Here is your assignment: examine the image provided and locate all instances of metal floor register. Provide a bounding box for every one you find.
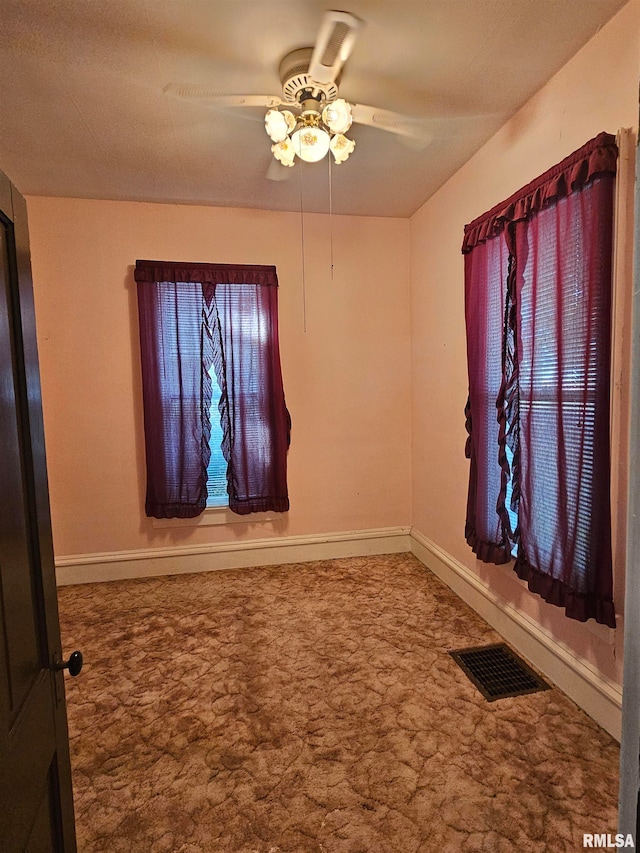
[449,643,550,701]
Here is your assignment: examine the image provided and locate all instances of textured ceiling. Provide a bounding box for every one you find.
[0,0,630,217]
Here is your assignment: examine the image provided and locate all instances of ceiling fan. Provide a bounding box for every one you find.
[165,9,432,174]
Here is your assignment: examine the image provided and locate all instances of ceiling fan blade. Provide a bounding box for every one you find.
[164,84,283,109]
[308,10,362,85]
[351,103,433,149]
[266,158,294,182]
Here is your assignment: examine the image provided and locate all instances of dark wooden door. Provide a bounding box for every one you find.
[0,172,77,851]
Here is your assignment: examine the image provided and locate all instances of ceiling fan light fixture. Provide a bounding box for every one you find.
[266,101,356,165]
[329,133,356,164]
[322,98,353,134]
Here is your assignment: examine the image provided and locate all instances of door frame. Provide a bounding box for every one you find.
[618,120,640,841]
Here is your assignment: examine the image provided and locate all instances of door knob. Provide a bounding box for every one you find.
[54,650,83,677]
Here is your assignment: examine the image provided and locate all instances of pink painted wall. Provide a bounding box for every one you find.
[410,0,639,686]
[25,199,411,556]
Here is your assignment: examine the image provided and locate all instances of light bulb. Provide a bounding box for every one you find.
[322,99,353,134]
[265,109,296,143]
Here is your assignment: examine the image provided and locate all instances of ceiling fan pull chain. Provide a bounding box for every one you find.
[329,154,334,281]
[299,162,307,333]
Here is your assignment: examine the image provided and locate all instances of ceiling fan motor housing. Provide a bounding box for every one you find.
[279,48,339,105]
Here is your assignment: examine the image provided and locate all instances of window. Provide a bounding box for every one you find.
[135,261,291,519]
[463,132,617,627]
[205,366,227,507]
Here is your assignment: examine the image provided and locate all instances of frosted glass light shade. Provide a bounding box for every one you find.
[322,99,353,134]
[271,138,295,166]
[265,109,296,143]
[291,126,331,162]
[329,134,356,164]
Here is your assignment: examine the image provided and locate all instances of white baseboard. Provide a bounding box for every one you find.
[410,528,623,741]
[55,526,412,586]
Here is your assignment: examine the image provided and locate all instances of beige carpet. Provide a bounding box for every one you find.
[57,553,619,852]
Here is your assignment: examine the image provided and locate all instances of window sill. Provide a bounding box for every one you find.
[151,507,280,529]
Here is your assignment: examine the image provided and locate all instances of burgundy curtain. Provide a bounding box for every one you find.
[463,132,617,626]
[206,279,291,515]
[464,229,511,564]
[135,261,290,518]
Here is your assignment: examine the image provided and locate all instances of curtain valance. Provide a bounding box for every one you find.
[461,131,617,253]
[135,260,278,287]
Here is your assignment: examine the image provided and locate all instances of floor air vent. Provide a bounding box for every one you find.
[449,643,550,701]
